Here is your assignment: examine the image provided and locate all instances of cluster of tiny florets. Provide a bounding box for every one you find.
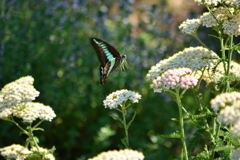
[88,149,144,160]
[103,89,141,109]
[151,68,198,93]
[146,47,219,81]
[211,92,240,137]
[0,76,56,123]
[0,76,40,112]
[179,19,201,35]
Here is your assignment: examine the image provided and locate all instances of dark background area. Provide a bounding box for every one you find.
[0,0,227,159]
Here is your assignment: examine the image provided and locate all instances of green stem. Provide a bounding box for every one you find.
[175,88,188,160]
[121,104,129,148]
[7,116,29,135]
[28,124,40,152]
[225,35,233,92]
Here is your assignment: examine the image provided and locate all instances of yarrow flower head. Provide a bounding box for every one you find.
[146,46,219,81]
[194,61,240,84]
[0,144,31,160]
[200,7,234,28]
[103,89,141,109]
[223,13,240,37]
[0,76,40,112]
[194,0,221,6]
[0,102,56,123]
[211,92,240,137]
[231,147,240,160]
[88,149,144,160]
[179,18,201,35]
[151,68,198,93]
[195,0,240,6]
[0,144,55,160]
[31,147,55,160]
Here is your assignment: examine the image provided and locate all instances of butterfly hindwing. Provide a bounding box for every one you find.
[90,38,126,85]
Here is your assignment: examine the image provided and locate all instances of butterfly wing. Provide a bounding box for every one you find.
[90,38,122,85]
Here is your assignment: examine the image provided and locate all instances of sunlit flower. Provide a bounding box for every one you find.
[231,147,240,160]
[223,13,240,36]
[224,0,240,5]
[146,46,219,81]
[195,61,240,84]
[103,89,141,109]
[179,19,201,35]
[231,121,240,137]
[31,147,55,160]
[211,92,240,125]
[194,0,221,6]
[200,7,234,28]
[151,68,198,93]
[211,92,240,137]
[210,92,240,111]
[0,144,31,160]
[88,149,144,160]
[0,76,40,112]
[217,106,240,125]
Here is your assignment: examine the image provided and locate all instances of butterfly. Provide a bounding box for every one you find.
[90,38,128,85]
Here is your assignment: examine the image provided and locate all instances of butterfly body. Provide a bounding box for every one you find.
[90,38,127,85]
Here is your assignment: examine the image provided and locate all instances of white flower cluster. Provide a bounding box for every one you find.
[223,13,240,37]
[231,148,240,160]
[146,46,219,81]
[195,61,240,84]
[88,149,144,160]
[31,147,55,160]
[0,144,31,160]
[194,0,221,6]
[179,19,201,35]
[195,0,240,6]
[0,76,40,112]
[179,4,240,36]
[0,144,55,160]
[211,92,240,137]
[200,7,234,28]
[0,102,56,123]
[0,76,56,123]
[103,89,141,109]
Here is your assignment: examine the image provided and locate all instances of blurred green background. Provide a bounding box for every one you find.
[0,0,213,159]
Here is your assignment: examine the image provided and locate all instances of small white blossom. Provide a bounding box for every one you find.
[211,92,240,137]
[231,121,240,137]
[210,92,240,111]
[200,7,234,28]
[194,61,240,84]
[88,149,144,160]
[217,107,240,125]
[224,0,240,5]
[31,147,55,160]
[223,13,240,37]
[194,0,221,6]
[0,76,40,112]
[12,102,56,123]
[146,46,219,81]
[0,144,31,160]
[103,89,141,109]
[231,147,240,160]
[179,19,201,35]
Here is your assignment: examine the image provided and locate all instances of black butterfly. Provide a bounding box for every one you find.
[90,38,127,85]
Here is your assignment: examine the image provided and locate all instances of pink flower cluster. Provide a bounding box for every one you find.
[151,68,198,92]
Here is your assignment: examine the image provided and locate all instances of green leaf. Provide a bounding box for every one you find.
[126,112,137,129]
[159,131,181,139]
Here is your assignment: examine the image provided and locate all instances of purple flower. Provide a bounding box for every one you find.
[151,68,198,93]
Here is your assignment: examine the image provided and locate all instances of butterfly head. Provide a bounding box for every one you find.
[119,54,128,71]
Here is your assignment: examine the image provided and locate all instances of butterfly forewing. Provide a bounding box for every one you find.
[90,38,126,85]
